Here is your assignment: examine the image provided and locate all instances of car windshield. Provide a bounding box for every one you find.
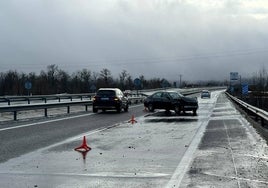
[97,90,115,97]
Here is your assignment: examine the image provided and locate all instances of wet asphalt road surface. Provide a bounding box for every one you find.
[0,104,145,163]
[180,93,268,187]
[0,90,268,187]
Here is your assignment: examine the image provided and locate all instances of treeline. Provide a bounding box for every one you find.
[247,67,268,93]
[0,64,172,96]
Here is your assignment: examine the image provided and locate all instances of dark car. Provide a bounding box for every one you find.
[92,88,129,113]
[144,91,198,115]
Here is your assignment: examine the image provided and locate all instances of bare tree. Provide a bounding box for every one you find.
[119,70,129,90]
[57,69,70,93]
[99,68,113,87]
[77,69,91,93]
[47,64,59,94]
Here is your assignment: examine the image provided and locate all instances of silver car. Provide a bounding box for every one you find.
[201,90,211,98]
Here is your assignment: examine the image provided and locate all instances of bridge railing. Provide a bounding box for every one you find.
[226,92,268,127]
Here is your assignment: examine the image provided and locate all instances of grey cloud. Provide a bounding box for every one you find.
[0,0,268,81]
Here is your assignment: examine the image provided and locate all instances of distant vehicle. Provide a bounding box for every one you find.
[201,90,211,98]
[123,90,132,97]
[92,88,129,113]
[144,91,198,115]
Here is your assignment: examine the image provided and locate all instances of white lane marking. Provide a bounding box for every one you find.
[0,113,95,132]
[0,124,122,170]
[0,104,143,132]
[165,118,209,188]
[0,125,119,167]
[165,91,221,188]
[36,125,118,152]
[0,171,169,178]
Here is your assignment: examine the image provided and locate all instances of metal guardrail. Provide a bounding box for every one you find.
[0,96,146,121]
[0,87,226,121]
[0,91,188,121]
[0,86,226,106]
[0,93,94,105]
[0,93,149,106]
[226,92,268,126]
[0,100,93,121]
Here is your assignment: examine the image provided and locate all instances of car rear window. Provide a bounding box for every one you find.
[97,90,115,97]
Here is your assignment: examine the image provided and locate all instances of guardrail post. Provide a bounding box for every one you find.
[27,99,30,104]
[14,111,17,120]
[85,105,88,111]
[67,106,70,114]
[8,99,11,105]
[44,108,47,117]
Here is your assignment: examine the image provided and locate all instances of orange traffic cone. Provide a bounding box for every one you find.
[128,115,137,124]
[74,136,91,151]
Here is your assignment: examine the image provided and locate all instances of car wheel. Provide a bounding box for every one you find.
[148,103,154,112]
[165,110,171,115]
[93,107,98,113]
[174,105,181,115]
[124,104,129,112]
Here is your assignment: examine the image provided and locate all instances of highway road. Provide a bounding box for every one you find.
[0,90,268,187]
[0,103,145,163]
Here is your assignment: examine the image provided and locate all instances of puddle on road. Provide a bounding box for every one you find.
[145,118,198,123]
[213,108,235,113]
[144,111,199,123]
[148,111,198,117]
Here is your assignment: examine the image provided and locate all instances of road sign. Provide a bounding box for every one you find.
[230,72,239,81]
[134,78,141,87]
[242,83,248,95]
[230,86,234,93]
[24,81,32,90]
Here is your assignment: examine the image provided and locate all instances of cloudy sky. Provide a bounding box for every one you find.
[1,0,268,81]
